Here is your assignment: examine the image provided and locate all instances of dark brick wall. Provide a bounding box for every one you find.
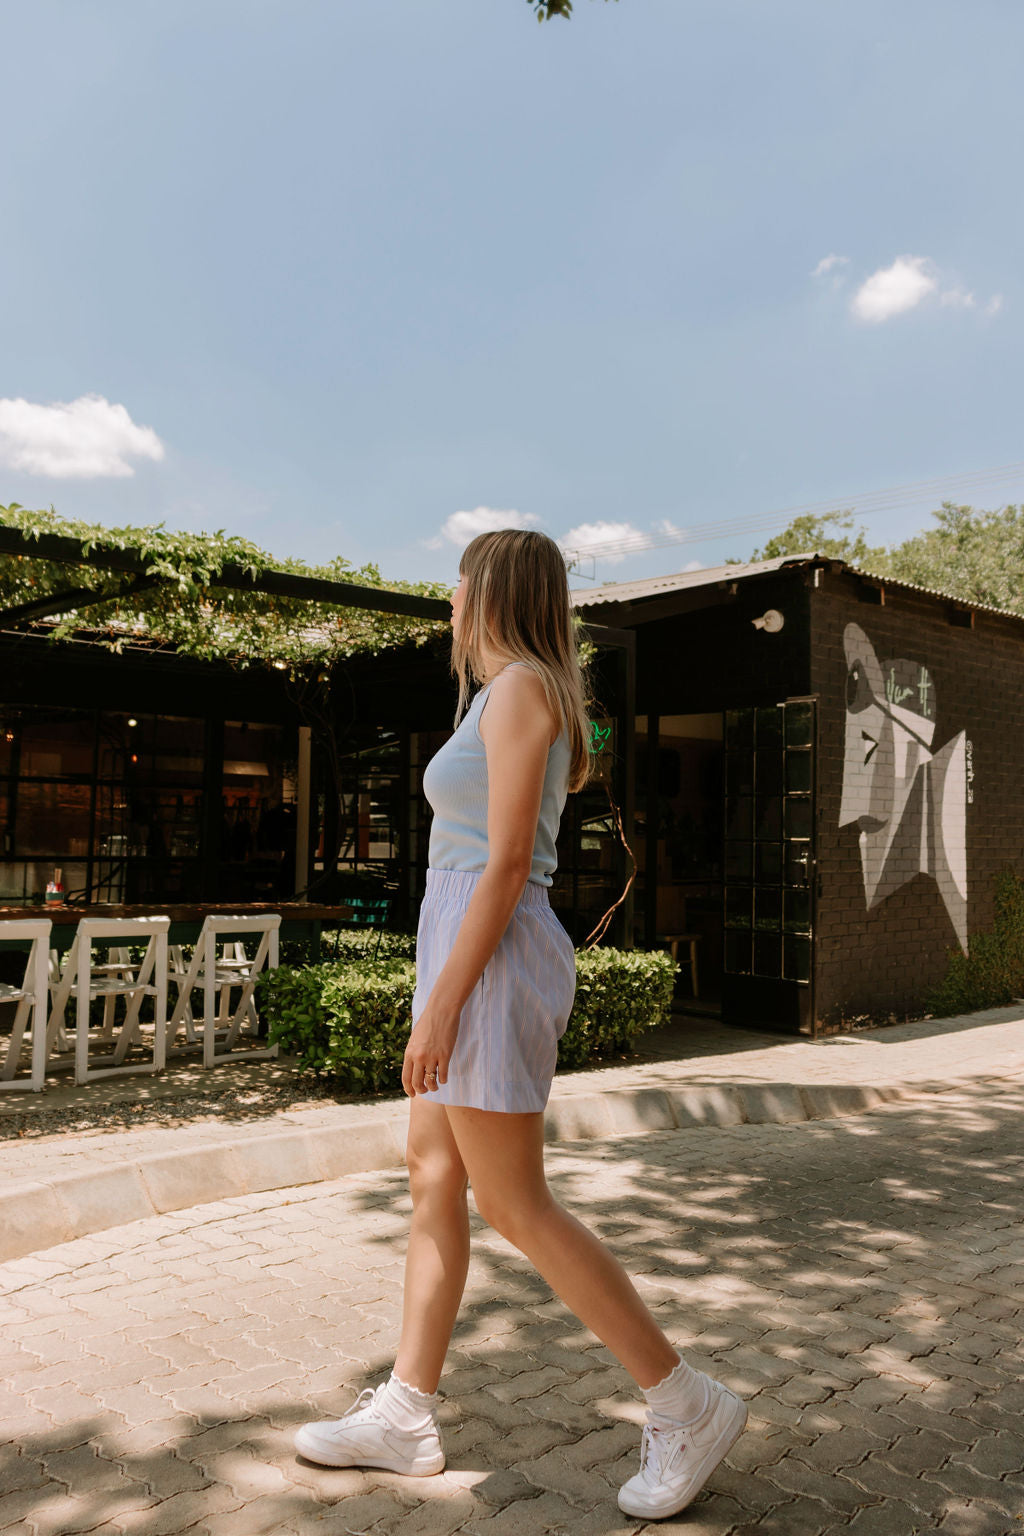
[811,569,1024,1024]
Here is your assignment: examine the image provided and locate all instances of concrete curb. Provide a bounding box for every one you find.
[0,1077,927,1264]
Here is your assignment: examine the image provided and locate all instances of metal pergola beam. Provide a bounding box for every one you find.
[0,573,170,628]
[0,524,451,622]
[0,523,638,645]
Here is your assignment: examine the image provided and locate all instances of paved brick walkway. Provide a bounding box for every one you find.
[4,1007,1023,1189]
[2,1077,1022,1534]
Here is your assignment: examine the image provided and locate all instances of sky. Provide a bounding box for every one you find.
[2,0,1023,590]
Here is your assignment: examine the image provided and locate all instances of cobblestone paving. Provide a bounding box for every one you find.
[5,1007,1024,1187]
[1,1079,1022,1535]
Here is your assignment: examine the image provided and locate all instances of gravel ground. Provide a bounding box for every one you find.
[0,1048,643,1146]
[0,1052,641,1145]
[0,1078,391,1143]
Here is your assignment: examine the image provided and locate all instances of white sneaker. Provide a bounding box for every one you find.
[294,1384,445,1475]
[618,1376,748,1519]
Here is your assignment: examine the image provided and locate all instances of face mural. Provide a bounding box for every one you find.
[839,623,968,951]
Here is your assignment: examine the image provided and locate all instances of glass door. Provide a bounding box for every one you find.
[723,699,816,1032]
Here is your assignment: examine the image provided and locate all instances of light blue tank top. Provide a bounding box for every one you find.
[423,664,572,887]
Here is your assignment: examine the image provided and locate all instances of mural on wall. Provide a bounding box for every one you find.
[839,622,968,951]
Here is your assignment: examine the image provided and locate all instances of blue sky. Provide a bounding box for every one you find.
[2,0,1022,588]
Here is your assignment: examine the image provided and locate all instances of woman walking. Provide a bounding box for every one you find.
[295,529,747,1519]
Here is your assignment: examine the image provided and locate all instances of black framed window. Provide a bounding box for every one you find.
[723,700,815,986]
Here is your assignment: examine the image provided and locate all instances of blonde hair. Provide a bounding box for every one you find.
[452,529,592,793]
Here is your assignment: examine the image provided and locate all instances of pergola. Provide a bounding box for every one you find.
[0,522,452,627]
[0,520,636,938]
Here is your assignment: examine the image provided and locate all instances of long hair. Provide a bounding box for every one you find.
[452,529,592,792]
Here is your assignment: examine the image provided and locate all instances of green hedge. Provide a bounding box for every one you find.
[555,944,677,1069]
[320,927,416,964]
[258,944,677,1095]
[927,869,1024,1016]
[279,925,416,970]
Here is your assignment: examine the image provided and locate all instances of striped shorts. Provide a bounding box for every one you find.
[411,867,577,1113]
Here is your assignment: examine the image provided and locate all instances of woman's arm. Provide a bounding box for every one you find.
[402,667,558,1097]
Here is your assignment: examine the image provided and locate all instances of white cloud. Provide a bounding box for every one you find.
[559,520,656,565]
[433,506,540,548]
[939,287,976,310]
[0,394,165,478]
[851,256,938,323]
[812,253,849,279]
[849,257,1004,324]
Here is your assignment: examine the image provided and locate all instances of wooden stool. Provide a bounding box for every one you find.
[662,933,700,998]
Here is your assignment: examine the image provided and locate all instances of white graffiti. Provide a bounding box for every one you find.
[839,623,968,951]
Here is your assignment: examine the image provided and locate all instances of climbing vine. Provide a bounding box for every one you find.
[0,503,452,673]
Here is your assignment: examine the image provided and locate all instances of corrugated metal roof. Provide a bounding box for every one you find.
[571,552,1024,625]
[848,566,1024,621]
[570,554,816,607]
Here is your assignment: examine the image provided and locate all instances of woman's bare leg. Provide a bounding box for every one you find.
[392,1097,471,1394]
[444,1105,679,1390]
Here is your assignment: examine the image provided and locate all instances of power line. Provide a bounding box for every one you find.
[560,461,1024,563]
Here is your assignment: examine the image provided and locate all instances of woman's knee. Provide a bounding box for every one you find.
[407,1141,468,1207]
[473,1184,555,1246]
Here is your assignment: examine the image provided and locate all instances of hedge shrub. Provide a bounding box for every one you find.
[927,869,1024,1016]
[258,944,677,1095]
[279,925,416,970]
[556,945,677,1069]
[321,928,416,964]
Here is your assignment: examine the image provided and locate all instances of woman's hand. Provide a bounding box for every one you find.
[402,1002,461,1097]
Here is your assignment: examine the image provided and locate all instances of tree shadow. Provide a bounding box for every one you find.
[3,1080,1021,1534]
[339,1078,1024,1528]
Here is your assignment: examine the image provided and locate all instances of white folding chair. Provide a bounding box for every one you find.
[166,945,200,1046]
[46,917,170,1085]
[167,914,280,1067]
[167,937,256,1047]
[0,919,52,1092]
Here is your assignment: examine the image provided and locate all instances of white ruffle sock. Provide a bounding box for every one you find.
[641,1353,709,1424]
[378,1373,440,1431]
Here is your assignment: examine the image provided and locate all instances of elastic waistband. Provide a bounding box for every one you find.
[424,867,551,907]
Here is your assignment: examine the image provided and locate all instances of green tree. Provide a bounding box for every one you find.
[741,502,1024,618]
[748,510,886,566]
[881,502,1024,615]
[527,0,617,20]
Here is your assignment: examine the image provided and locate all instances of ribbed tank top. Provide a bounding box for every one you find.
[422,663,572,887]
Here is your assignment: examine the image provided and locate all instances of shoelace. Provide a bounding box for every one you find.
[638,1419,689,1482]
[331,1385,388,1428]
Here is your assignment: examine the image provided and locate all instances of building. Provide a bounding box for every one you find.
[574,552,1022,1032]
[4,537,1019,1035]
[0,616,634,944]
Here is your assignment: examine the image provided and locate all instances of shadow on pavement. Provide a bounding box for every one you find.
[4,1078,1021,1534]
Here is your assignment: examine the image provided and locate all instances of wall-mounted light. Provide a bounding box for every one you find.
[752,609,785,633]
[127,717,138,727]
